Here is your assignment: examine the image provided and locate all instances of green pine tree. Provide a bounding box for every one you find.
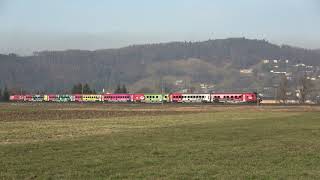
[71,83,83,94]
[0,89,2,101]
[3,87,10,102]
[83,83,92,94]
[121,85,128,93]
[114,84,121,93]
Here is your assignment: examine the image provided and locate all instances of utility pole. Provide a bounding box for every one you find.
[161,77,164,105]
[81,84,83,95]
[256,88,260,107]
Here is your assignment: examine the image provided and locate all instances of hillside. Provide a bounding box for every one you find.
[1,38,320,93]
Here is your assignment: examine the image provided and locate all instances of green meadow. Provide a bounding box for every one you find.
[1,103,320,179]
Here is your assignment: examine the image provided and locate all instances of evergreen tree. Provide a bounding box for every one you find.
[114,84,121,93]
[121,85,128,93]
[71,83,83,94]
[3,87,10,102]
[0,89,2,101]
[83,83,92,94]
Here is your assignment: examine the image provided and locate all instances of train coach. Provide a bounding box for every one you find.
[103,94,131,103]
[81,94,102,102]
[44,94,59,102]
[131,94,145,102]
[181,94,211,103]
[211,92,259,104]
[143,94,169,103]
[58,94,72,102]
[170,93,183,103]
[32,95,44,102]
[9,95,24,101]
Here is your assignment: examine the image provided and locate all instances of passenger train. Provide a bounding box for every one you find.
[10,92,261,104]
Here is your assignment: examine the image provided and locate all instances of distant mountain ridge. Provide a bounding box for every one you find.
[0,38,320,93]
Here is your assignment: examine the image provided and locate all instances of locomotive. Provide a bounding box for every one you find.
[10,92,261,104]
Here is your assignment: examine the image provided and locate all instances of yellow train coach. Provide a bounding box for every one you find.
[81,94,102,102]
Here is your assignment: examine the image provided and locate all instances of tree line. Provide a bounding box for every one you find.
[71,83,97,94]
[71,83,128,94]
[0,87,10,102]
[276,74,319,104]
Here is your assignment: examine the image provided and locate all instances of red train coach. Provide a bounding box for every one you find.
[103,94,131,102]
[72,94,83,102]
[132,94,145,102]
[9,95,24,101]
[170,93,183,103]
[211,92,259,103]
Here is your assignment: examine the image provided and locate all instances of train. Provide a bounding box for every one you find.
[9,92,261,104]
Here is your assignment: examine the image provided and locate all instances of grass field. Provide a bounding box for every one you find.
[1,103,320,179]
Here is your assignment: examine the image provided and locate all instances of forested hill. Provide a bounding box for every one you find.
[1,38,320,93]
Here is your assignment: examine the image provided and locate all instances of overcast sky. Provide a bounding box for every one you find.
[0,0,319,55]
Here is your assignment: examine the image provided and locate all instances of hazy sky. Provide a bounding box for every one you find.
[0,0,319,55]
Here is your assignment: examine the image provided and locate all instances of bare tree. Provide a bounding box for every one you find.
[278,75,289,104]
[297,74,313,104]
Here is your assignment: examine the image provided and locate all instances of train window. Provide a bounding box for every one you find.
[231,96,233,98]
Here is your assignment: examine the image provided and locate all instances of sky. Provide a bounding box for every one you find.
[0,0,319,55]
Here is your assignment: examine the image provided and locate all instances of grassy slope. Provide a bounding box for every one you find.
[1,104,320,179]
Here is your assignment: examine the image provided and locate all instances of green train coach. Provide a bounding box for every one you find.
[142,94,169,103]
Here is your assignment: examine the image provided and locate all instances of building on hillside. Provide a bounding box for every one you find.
[263,59,270,64]
[240,69,253,74]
